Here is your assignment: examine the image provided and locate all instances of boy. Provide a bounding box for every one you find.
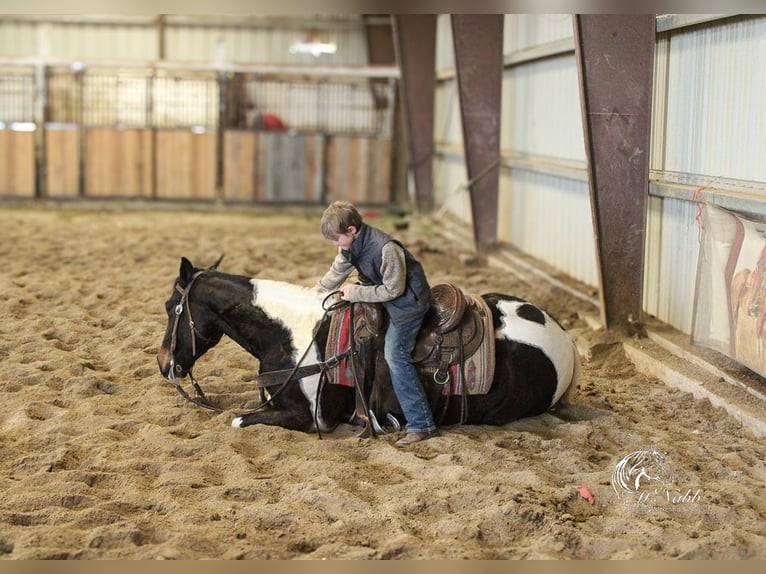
[316,201,437,446]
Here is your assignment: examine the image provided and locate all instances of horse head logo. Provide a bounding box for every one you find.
[611,448,674,500]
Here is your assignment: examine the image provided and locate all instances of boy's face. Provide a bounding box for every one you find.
[330,225,357,250]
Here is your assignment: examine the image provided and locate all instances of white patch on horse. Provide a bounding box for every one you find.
[495,299,577,406]
[250,279,331,430]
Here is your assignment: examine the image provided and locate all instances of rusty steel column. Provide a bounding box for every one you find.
[364,15,396,65]
[574,15,655,330]
[452,14,504,250]
[393,15,437,212]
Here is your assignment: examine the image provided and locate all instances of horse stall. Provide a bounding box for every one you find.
[17,62,396,203]
[44,65,216,200]
[0,65,37,197]
[221,71,396,204]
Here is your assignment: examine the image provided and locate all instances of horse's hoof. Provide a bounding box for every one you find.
[231,416,244,428]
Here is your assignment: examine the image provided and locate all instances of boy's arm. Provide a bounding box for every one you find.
[316,250,355,292]
[343,242,406,303]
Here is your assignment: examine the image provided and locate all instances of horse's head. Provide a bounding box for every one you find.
[157,255,225,380]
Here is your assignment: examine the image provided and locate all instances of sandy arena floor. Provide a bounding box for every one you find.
[0,206,764,559]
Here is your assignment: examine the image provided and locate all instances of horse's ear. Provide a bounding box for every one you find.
[179,257,195,287]
[210,254,225,270]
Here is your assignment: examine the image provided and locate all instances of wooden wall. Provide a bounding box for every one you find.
[325,136,392,204]
[155,130,217,200]
[45,127,79,198]
[0,130,36,197]
[7,127,392,203]
[223,131,392,205]
[85,128,153,198]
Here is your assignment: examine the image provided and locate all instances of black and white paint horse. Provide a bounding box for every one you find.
[157,257,580,433]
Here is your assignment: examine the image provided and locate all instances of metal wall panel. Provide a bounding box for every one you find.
[433,153,471,224]
[499,168,597,286]
[642,196,701,333]
[503,14,573,52]
[165,22,368,66]
[502,55,585,162]
[0,16,369,65]
[662,15,766,181]
[435,15,455,72]
[45,22,157,60]
[0,21,38,55]
[434,80,462,146]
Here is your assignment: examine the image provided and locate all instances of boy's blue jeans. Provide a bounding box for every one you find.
[384,313,436,434]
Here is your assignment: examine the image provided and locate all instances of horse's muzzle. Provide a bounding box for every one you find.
[157,347,175,379]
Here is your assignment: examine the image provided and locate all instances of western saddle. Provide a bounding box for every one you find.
[326,283,491,427]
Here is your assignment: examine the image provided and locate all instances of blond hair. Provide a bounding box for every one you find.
[320,201,363,239]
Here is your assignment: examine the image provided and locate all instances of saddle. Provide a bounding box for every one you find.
[413,283,487,384]
[325,283,495,405]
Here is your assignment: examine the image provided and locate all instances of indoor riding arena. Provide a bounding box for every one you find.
[1,14,765,560]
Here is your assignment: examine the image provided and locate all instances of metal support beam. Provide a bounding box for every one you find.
[363,15,395,65]
[574,14,655,330]
[393,15,436,212]
[452,15,504,250]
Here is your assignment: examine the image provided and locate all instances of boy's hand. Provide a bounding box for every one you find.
[340,285,353,300]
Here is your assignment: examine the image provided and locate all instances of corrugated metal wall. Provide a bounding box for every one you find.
[433,14,766,338]
[662,16,766,181]
[434,14,595,286]
[0,15,368,66]
[0,18,157,60]
[646,15,766,333]
[165,16,368,65]
[503,14,574,51]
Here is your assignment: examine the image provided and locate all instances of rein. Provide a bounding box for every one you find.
[229,292,351,419]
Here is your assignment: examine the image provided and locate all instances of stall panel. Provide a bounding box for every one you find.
[45,126,80,198]
[255,132,324,203]
[84,128,153,198]
[223,130,257,202]
[0,129,35,197]
[155,130,216,200]
[325,136,391,204]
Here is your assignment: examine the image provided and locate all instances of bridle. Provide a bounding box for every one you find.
[166,269,223,411]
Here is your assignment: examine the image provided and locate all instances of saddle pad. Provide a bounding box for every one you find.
[325,307,355,387]
[443,294,496,396]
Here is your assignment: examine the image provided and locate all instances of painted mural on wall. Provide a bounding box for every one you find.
[693,203,766,378]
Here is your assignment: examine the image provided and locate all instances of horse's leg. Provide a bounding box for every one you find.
[231,408,315,432]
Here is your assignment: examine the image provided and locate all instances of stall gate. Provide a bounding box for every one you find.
[0,66,36,197]
[0,62,397,204]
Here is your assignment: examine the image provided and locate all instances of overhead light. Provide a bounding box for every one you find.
[289,32,337,57]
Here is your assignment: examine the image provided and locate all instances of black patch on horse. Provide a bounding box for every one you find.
[516,302,546,325]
